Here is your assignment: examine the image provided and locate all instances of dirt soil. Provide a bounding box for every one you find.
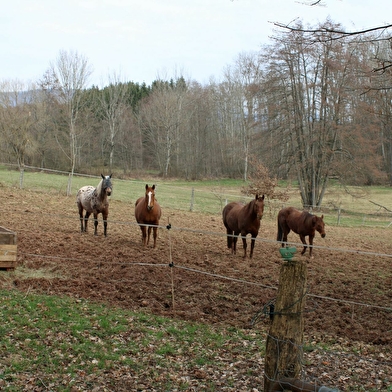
[1,188,392,360]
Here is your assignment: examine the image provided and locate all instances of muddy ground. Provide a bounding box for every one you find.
[2,187,391,348]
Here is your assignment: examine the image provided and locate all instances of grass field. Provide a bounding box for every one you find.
[1,165,391,391]
[0,289,265,391]
[1,165,391,227]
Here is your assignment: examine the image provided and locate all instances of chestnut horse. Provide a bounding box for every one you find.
[134,184,162,248]
[277,207,326,257]
[76,174,113,236]
[222,194,265,258]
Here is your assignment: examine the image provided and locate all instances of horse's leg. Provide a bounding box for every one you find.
[93,213,99,236]
[308,235,314,257]
[226,228,233,249]
[102,211,108,237]
[147,226,152,246]
[232,232,239,255]
[78,206,84,232]
[249,236,256,259]
[282,228,290,247]
[153,226,157,248]
[84,211,91,233]
[277,220,284,244]
[299,234,307,255]
[140,226,147,245]
[242,235,248,258]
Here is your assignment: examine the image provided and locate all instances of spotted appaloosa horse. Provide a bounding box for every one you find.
[134,184,162,248]
[76,174,112,236]
[277,207,326,257]
[222,194,265,258]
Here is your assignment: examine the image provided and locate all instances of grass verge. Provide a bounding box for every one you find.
[1,166,391,226]
[0,289,266,391]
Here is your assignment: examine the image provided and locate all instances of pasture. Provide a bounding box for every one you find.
[1,168,392,391]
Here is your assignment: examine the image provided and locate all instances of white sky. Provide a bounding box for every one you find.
[2,0,391,87]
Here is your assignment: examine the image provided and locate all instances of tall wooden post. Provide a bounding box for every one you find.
[19,167,24,189]
[189,188,195,212]
[264,260,307,392]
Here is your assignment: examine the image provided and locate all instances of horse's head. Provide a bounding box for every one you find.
[101,174,113,196]
[145,184,156,211]
[253,194,265,220]
[313,214,326,238]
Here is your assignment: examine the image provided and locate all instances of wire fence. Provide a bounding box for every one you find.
[11,242,392,392]
[1,163,392,228]
[1,163,392,391]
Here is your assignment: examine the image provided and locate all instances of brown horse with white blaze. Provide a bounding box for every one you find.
[134,184,162,248]
[277,207,326,257]
[222,194,265,258]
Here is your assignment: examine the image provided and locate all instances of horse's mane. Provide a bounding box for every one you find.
[302,211,317,226]
[244,199,254,210]
[241,198,257,215]
[96,178,104,195]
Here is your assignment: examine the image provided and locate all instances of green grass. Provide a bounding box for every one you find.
[0,289,265,391]
[1,166,391,227]
[2,289,389,390]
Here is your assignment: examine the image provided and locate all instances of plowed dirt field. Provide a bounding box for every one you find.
[2,187,391,348]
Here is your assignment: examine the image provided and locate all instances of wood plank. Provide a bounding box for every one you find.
[0,244,17,261]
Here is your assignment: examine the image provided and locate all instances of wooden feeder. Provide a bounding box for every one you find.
[0,226,17,270]
[279,246,297,261]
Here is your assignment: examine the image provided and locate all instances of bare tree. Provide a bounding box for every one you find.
[272,18,392,72]
[232,52,264,181]
[98,72,130,172]
[210,52,264,180]
[364,39,392,184]
[45,50,93,194]
[0,79,38,168]
[138,79,188,177]
[262,21,361,207]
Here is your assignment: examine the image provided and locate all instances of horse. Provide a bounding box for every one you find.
[222,194,265,258]
[277,207,326,257]
[76,174,113,237]
[134,184,162,248]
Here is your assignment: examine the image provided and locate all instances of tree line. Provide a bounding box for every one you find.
[1,20,392,207]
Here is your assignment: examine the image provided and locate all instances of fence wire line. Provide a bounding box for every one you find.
[12,256,392,381]
[10,208,392,260]
[4,170,391,391]
[265,332,392,367]
[3,163,255,205]
[4,162,392,221]
[264,334,392,385]
[16,248,392,313]
[5,214,392,313]
[4,204,392,313]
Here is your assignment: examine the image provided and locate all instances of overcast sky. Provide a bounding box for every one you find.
[2,0,392,87]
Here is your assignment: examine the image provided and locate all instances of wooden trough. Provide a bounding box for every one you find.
[0,226,17,270]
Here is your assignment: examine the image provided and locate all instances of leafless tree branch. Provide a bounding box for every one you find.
[273,22,392,39]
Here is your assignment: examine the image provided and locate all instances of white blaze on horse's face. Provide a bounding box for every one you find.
[147,191,154,211]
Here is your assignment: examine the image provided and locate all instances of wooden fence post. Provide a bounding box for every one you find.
[19,166,24,189]
[67,172,73,196]
[189,188,195,211]
[264,259,307,392]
